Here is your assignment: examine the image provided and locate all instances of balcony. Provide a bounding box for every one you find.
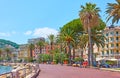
[109,40,114,43]
[101,48,109,51]
[109,54,115,56]
[115,40,120,42]
[101,54,109,57]
[108,47,115,49]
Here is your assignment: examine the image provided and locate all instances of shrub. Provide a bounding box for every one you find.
[106,60,117,65]
[74,57,84,62]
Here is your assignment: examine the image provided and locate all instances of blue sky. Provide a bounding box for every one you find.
[0,0,117,44]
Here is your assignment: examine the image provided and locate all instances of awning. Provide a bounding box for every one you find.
[107,58,117,61]
[96,58,103,61]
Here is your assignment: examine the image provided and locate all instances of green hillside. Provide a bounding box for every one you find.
[0,39,19,49]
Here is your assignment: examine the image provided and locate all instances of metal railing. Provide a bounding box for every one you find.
[0,63,40,78]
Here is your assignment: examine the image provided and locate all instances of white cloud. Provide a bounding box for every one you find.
[24,31,32,35]
[33,27,58,38]
[0,31,17,37]
[0,32,11,37]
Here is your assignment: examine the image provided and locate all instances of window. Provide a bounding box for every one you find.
[107,51,109,55]
[116,50,119,54]
[110,50,114,55]
[106,33,108,36]
[110,32,114,36]
[116,31,118,35]
[116,43,119,47]
[110,37,114,41]
[116,37,119,41]
[111,44,114,47]
[102,51,104,55]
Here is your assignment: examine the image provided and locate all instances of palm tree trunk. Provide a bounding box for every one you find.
[81,49,83,58]
[88,44,90,66]
[30,49,32,57]
[88,26,93,66]
[91,43,94,62]
[73,47,75,60]
[51,42,53,50]
[68,42,71,65]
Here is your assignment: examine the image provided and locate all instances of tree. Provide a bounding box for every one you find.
[60,19,83,60]
[61,28,75,64]
[36,41,44,54]
[60,18,105,61]
[4,48,11,61]
[78,34,88,58]
[106,0,120,24]
[79,3,101,66]
[5,48,10,57]
[0,49,2,57]
[61,18,84,33]
[56,33,65,53]
[48,34,55,50]
[91,29,106,60]
[91,30,106,49]
[28,43,35,57]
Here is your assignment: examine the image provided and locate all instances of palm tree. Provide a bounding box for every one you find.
[79,3,100,66]
[91,30,106,61]
[56,34,64,52]
[71,33,79,60]
[5,48,11,57]
[48,34,55,50]
[72,40,78,60]
[4,48,11,61]
[78,30,106,60]
[106,0,120,24]
[28,43,35,57]
[0,49,2,57]
[36,41,44,54]
[61,28,75,64]
[91,30,106,49]
[78,34,88,58]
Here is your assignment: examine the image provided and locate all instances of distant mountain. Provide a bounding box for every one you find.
[0,39,19,49]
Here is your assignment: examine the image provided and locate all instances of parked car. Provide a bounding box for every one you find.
[72,62,81,67]
[100,63,110,68]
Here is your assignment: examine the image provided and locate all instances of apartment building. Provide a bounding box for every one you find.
[18,44,29,61]
[100,26,120,59]
[28,37,45,44]
[28,37,45,58]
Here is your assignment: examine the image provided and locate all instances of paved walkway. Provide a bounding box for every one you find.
[37,64,120,78]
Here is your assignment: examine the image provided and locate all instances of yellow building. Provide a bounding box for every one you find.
[100,26,120,59]
[18,44,30,61]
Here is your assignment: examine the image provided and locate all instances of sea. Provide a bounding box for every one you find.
[0,65,12,75]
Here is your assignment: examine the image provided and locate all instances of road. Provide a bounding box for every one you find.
[37,64,120,78]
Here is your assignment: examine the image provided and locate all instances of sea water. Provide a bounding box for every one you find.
[0,65,12,75]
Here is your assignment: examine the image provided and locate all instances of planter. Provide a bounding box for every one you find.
[64,60,68,64]
[44,62,46,64]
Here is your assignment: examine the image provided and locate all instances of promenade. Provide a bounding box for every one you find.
[37,64,120,78]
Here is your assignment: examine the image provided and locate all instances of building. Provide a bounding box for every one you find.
[100,26,120,59]
[28,37,46,58]
[28,37,45,44]
[18,44,29,61]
